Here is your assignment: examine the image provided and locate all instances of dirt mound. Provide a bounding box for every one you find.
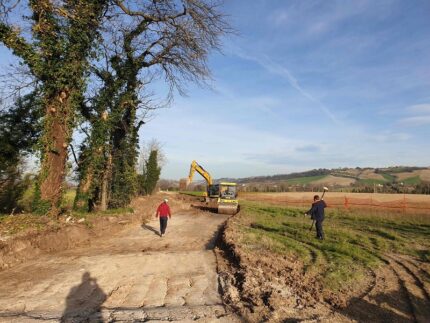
[216,218,337,322]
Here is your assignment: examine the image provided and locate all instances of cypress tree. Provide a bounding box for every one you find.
[143,150,161,195]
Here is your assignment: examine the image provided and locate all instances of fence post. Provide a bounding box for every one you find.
[344,196,349,210]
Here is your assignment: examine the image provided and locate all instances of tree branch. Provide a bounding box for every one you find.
[145,38,178,67]
[69,144,79,165]
[0,23,42,77]
[114,0,186,22]
[136,35,167,64]
[136,120,145,131]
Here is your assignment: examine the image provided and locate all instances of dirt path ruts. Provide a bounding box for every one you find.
[0,209,240,322]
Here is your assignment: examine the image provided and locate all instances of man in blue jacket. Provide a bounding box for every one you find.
[306,195,327,240]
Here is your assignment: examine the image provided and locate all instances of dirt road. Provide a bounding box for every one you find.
[0,209,239,322]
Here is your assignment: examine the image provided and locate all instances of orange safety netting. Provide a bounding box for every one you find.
[243,194,430,215]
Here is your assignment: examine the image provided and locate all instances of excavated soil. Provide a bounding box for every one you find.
[0,196,240,322]
[216,214,430,322]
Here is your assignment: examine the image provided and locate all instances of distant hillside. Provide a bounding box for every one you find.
[215,166,430,193]
[232,168,332,183]
[177,166,430,194]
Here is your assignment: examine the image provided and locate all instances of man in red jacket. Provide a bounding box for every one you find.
[155,198,172,237]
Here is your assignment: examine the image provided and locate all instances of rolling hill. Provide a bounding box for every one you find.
[216,166,430,189]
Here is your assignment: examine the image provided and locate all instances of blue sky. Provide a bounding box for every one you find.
[1,0,430,179]
[140,0,430,179]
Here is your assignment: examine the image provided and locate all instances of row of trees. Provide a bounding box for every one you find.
[0,0,229,215]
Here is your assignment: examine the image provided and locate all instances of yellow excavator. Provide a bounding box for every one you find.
[179,160,239,215]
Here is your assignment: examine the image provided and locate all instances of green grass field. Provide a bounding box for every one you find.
[286,175,328,185]
[381,173,396,182]
[401,176,421,185]
[235,201,430,292]
[61,189,77,209]
[179,191,207,197]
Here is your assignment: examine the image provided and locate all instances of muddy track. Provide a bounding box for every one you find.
[218,213,430,322]
[0,200,240,322]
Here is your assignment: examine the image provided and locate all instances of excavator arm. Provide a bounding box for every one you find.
[187,160,213,186]
[180,161,239,215]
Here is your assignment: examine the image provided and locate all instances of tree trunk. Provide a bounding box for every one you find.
[99,151,112,211]
[37,93,73,216]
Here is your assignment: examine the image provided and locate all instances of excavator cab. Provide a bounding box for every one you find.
[208,183,237,199]
[207,184,219,198]
[219,183,237,199]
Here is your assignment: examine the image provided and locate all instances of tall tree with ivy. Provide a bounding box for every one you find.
[0,0,109,215]
[74,0,230,211]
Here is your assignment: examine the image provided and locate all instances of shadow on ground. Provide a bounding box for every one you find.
[191,204,218,214]
[141,224,161,236]
[341,288,429,322]
[61,272,106,322]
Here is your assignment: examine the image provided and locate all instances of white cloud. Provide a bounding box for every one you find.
[407,104,430,114]
[399,103,430,126]
[399,116,430,126]
[268,0,377,37]
[373,131,412,142]
[227,45,340,125]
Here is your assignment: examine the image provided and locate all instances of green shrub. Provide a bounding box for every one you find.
[0,173,34,214]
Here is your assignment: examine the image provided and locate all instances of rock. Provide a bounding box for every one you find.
[66,216,72,223]
[77,218,85,223]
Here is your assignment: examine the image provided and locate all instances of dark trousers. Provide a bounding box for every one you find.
[159,217,168,235]
[316,219,324,239]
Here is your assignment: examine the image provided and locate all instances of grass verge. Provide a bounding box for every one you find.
[179,191,207,197]
[234,200,430,292]
[0,207,134,236]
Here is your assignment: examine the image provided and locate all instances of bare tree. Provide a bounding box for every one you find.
[74,0,230,211]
